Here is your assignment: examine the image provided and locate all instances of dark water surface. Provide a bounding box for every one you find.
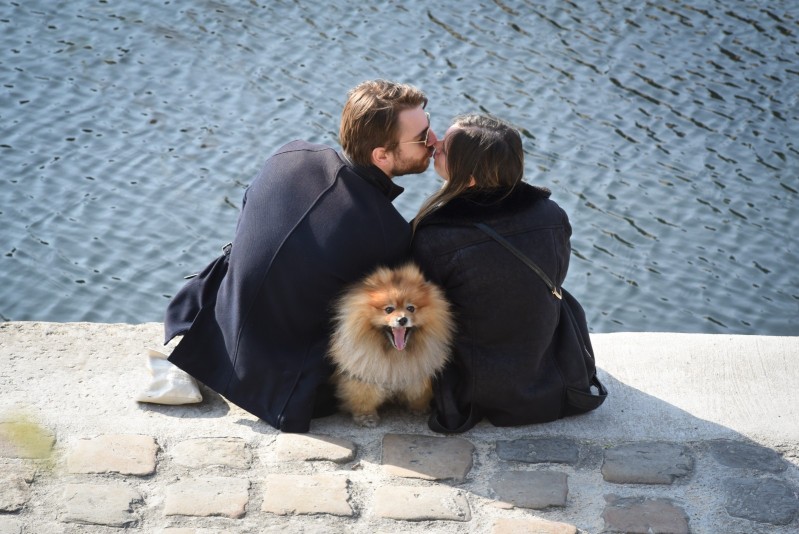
[2,1,797,334]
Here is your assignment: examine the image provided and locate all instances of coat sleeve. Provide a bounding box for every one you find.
[411,228,480,433]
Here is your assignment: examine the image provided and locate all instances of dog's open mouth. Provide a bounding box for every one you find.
[385,326,413,351]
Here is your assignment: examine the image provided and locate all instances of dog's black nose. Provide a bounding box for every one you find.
[398,316,408,326]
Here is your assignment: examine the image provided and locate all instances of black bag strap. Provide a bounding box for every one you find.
[473,222,562,299]
[475,222,608,412]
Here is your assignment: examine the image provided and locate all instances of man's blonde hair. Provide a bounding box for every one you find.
[340,80,427,167]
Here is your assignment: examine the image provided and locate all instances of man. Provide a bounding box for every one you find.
[163,80,436,433]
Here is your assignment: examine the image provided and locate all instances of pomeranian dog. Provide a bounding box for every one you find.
[328,263,455,427]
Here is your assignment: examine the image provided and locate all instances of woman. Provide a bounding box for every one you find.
[412,114,600,433]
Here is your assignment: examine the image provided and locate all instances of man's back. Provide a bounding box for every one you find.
[167,141,411,432]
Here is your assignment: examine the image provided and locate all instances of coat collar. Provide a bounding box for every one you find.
[350,163,404,201]
[416,182,551,227]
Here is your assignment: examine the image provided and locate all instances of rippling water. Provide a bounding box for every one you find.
[1,0,797,334]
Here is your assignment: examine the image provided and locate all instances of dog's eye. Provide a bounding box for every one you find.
[406,305,415,313]
[384,306,395,314]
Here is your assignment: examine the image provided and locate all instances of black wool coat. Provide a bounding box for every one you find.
[411,182,573,433]
[164,141,411,433]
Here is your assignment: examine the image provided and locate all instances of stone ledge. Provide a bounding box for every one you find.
[2,323,799,533]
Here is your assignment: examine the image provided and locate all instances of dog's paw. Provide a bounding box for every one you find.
[353,412,380,428]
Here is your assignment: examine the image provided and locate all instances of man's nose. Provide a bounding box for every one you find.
[426,129,439,147]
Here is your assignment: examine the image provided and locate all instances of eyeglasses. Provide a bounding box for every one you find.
[399,112,431,146]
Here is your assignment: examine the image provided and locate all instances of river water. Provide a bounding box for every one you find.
[1,0,797,335]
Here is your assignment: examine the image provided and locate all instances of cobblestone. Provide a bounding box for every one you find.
[163,477,249,518]
[491,517,578,534]
[170,437,251,469]
[274,433,356,463]
[709,439,788,473]
[381,433,474,482]
[61,482,142,527]
[66,434,159,475]
[0,465,34,512]
[602,442,693,484]
[490,470,569,509]
[261,474,353,516]
[602,495,690,534]
[373,485,471,521]
[723,476,799,525]
[496,437,580,465]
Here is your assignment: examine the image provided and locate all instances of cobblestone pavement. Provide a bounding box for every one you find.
[1,323,798,533]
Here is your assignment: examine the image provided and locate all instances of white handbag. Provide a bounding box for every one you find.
[136,349,202,405]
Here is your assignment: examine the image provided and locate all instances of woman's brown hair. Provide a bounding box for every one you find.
[413,114,524,231]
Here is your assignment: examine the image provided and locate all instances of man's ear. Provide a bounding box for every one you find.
[371,146,390,167]
[371,146,394,177]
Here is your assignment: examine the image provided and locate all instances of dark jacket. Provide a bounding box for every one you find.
[411,182,572,433]
[164,141,411,433]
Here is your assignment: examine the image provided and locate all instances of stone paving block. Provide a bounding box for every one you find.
[0,517,22,534]
[171,437,251,469]
[0,465,34,512]
[602,442,692,484]
[723,476,799,525]
[602,495,689,534]
[490,471,568,510]
[382,433,474,482]
[496,437,579,465]
[0,421,55,459]
[61,483,142,527]
[274,433,356,463]
[261,474,353,516]
[492,517,577,534]
[374,485,471,521]
[709,439,787,473]
[164,477,249,518]
[66,434,158,475]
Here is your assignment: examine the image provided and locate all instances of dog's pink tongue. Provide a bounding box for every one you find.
[392,327,407,351]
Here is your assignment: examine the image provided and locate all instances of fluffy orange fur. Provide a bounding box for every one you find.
[328,263,455,427]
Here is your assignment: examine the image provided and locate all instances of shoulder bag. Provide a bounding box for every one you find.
[473,222,608,416]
